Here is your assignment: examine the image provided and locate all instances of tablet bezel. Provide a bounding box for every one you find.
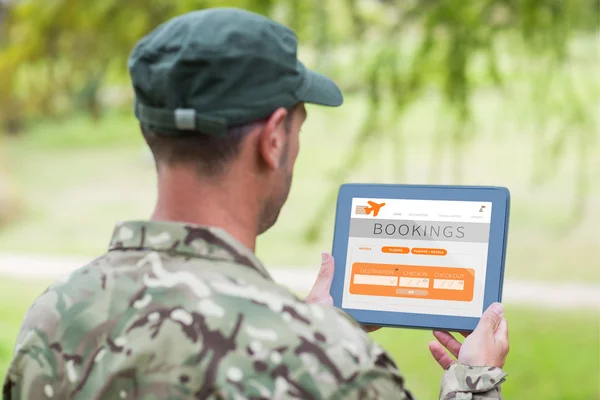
[330,183,510,332]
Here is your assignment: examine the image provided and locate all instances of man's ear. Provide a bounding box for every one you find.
[257,107,289,170]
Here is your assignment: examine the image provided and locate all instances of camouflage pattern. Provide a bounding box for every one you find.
[3,221,506,399]
[439,364,507,399]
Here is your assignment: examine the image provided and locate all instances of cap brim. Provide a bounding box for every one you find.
[296,61,344,107]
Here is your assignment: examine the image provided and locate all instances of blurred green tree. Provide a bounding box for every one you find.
[0,0,598,236]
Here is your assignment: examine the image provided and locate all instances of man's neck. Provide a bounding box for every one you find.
[150,168,260,252]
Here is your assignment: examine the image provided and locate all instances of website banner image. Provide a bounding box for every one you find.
[341,198,492,318]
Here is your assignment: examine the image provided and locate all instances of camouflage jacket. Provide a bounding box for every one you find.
[3,221,507,399]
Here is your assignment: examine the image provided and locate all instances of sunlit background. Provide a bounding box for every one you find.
[0,1,599,398]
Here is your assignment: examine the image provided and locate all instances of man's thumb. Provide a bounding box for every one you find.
[306,252,335,304]
[478,302,504,332]
[317,252,335,286]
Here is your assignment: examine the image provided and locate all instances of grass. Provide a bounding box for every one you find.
[371,307,600,400]
[0,276,598,399]
[1,89,599,283]
[0,278,51,376]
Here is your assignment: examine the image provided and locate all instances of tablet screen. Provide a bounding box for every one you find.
[341,198,492,318]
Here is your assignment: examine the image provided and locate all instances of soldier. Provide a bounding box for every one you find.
[3,8,509,400]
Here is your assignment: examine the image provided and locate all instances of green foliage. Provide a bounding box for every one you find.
[299,0,599,242]
[0,0,598,235]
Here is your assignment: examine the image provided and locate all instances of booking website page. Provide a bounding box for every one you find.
[341,198,492,318]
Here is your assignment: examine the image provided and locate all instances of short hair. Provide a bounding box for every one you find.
[141,109,295,176]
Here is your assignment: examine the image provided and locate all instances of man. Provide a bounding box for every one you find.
[3,8,509,400]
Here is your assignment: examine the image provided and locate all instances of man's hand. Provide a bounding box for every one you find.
[305,252,381,333]
[429,302,509,369]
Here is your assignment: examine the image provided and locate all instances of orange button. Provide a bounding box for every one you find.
[411,248,447,256]
[382,246,410,254]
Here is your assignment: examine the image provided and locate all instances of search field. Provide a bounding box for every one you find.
[399,277,430,288]
[433,279,465,291]
[353,274,399,286]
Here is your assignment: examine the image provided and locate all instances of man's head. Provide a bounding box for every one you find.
[128,8,342,235]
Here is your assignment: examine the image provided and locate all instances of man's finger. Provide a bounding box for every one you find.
[433,330,461,358]
[428,341,456,370]
[305,252,335,303]
[477,302,504,333]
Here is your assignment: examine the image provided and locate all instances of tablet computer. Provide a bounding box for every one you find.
[330,184,510,332]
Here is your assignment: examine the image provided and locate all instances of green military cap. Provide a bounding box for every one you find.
[128,7,344,136]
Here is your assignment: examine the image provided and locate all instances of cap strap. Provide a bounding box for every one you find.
[135,101,228,136]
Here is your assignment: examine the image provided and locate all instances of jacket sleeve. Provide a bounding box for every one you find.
[439,363,507,399]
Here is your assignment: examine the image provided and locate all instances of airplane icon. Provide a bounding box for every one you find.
[364,201,386,217]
